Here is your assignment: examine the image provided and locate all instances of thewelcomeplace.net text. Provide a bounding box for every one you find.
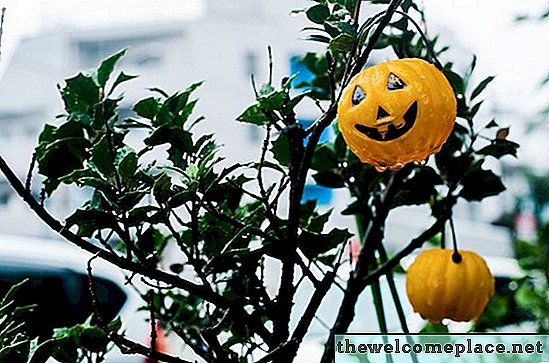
[337,337,544,359]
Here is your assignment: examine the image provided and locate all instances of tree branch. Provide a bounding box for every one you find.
[110,333,193,363]
[0,154,276,348]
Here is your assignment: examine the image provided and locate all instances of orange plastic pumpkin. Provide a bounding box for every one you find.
[405,249,495,323]
[337,58,457,172]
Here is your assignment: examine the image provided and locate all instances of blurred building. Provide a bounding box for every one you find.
[0,0,513,259]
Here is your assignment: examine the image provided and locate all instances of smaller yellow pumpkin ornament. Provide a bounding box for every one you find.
[338,58,457,172]
[406,248,494,323]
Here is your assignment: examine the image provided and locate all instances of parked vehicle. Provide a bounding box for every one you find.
[0,234,151,362]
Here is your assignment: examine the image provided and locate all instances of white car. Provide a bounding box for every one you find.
[0,234,154,362]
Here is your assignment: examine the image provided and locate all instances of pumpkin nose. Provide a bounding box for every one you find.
[376,106,390,120]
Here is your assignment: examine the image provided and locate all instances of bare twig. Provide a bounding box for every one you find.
[147,290,158,358]
[87,253,104,326]
[110,333,193,363]
[25,152,37,192]
[268,46,274,85]
[0,8,5,62]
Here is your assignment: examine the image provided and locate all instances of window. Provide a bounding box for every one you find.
[76,32,180,69]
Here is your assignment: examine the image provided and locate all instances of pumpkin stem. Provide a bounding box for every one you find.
[440,221,446,249]
[450,217,462,263]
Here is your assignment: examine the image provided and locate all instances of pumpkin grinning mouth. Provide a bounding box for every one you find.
[354,101,418,142]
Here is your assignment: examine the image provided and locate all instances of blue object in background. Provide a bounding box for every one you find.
[299,119,333,144]
[290,55,315,90]
[302,184,333,206]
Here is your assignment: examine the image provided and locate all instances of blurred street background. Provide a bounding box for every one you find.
[0,0,547,258]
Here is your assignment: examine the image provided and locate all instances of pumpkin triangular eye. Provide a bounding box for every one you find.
[387,73,407,90]
[352,85,366,106]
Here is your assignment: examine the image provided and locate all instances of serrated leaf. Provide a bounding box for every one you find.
[271,135,290,167]
[61,73,100,114]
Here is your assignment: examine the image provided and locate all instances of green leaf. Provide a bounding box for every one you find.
[311,144,338,171]
[65,209,117,237]
[236,104,270,125]
[298,227,351,259]
[306,4,330,24]
[61,73,100,114]
[109,71,138,95]
[80,326,108,352]
[443,68,465,96]
[312,170,345,188]
[308,209,332,233]
[29,339,61,363]
[91,136,115,176]
[96,49,127,87]
[153,173,172,204]
[133,97,160,120]
[107,317,122,332]
[329,33,355,52]
[175,99,198,126]
[36,122,90,194]
[258,90,286,112]
[460,168,506,201]
[391,167,442,208]
[476,139,519,159]
[118,151,138,179]
[470,100,484,117]
[333,129,347,159]
[471,75,495,100]
[271,135,291,167]
[485,119,498,128]
[305,34,332,44]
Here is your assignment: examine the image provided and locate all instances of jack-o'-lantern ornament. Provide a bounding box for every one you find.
[338,58,457,172]
[406,249,495,323]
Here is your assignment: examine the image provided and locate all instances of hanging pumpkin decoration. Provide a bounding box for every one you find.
[405,248,495,323]
[337,58,457,172]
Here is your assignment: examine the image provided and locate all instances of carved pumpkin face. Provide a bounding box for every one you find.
[406,249,495,323]
[338,58,457,172]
